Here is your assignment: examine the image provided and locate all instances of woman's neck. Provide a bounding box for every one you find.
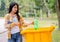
[9,12,15,16]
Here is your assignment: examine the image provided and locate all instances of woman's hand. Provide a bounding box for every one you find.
[10,23,16,28]
[23,24,28,27]
[14,22,20,26]
[10,22,19,28]
[23,21,34,27]
[28,21,34,25]
[31,21,34,25]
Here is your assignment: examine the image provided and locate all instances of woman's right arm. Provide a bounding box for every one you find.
[4,14,16,29]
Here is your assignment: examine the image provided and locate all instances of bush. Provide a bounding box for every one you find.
[22,14,26,17]
[0,9,7,17]
[37,14,40,17]
[29,13,35,17]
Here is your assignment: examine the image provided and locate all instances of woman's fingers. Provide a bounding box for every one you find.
[24,24,27,26]
[31,21,34,25]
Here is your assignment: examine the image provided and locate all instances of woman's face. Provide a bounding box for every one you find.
[12,5,18,13]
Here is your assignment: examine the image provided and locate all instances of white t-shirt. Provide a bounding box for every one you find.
[11,16,20,34]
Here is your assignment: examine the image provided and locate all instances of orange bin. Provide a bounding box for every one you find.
[21,26,55,42]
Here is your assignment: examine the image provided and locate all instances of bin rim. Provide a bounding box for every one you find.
[21,25,55,34]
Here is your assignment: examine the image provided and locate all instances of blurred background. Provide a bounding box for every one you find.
[0,0,60,42]
[0,0,56,18]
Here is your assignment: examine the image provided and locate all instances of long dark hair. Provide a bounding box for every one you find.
[8,2,20,21]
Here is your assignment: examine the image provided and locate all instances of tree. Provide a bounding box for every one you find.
[34,0,43,18]
[56,0,60,29]
[9,0,14,2]
[47,0,56,12]
[0,0,5,10]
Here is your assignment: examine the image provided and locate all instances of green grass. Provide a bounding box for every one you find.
[52,30,60,42]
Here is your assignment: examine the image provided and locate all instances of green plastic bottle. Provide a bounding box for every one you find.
[34,19,38,30]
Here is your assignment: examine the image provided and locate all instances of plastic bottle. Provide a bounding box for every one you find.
[34,19,38,30]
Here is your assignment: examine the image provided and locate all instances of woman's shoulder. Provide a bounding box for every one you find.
[19,13,21,16]
[5,14,10,17]
[19,13,23,17]
[19,13,24,20]
[4,14,10,19]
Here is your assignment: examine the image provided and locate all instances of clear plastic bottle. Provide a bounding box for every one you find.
[34,19,38,30]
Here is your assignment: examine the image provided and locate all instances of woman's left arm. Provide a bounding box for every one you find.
[19,14,34,27]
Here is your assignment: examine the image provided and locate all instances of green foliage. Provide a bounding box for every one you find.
[0,0,56,17]
[29,13,35,17]
[0,9,7,17]
[47,0,56,12]
[0,0,5,10]
[34,0,43,10]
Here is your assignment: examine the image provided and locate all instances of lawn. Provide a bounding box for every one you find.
[52,30,60,42]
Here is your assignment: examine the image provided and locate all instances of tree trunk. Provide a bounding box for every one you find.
[56,0,60,29]
[40,10,43,20]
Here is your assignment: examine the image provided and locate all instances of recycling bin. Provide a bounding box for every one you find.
[21,26,55,42]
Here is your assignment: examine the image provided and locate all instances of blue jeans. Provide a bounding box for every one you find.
[8,32,22,42]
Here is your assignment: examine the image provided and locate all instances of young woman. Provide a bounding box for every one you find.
[4,2,33,42]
